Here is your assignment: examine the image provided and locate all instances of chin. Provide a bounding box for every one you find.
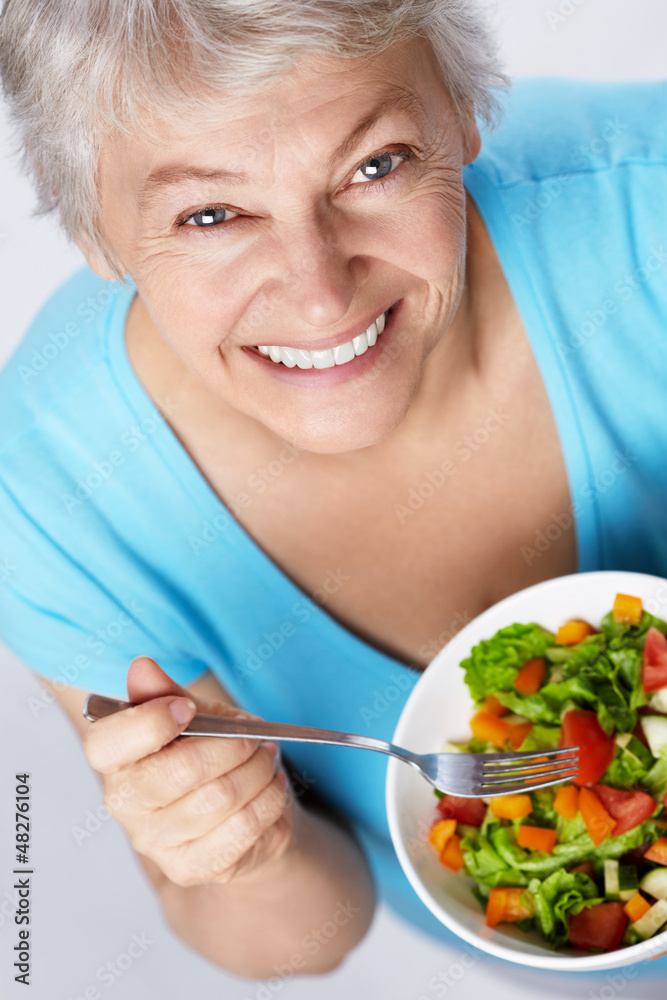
[260,391,416,455]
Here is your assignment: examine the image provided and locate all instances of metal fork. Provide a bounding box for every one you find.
[83,694,579,797]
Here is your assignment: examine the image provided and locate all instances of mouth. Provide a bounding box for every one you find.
[249,305,396,369]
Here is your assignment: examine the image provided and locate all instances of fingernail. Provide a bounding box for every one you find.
[260,740,280,756]
[169,698,197,724]
[277,771,288,788]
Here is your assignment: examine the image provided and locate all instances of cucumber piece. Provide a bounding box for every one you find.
[640,868,667,901]
[604,859,621,900]
[628,898,667,941]
[642,716,667,758]
[649,688,667,715]
[548,664,565,684]
[604,861,637,902]
[619,865,639,901]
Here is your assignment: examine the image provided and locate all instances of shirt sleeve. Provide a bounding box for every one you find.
[0,479,208,698]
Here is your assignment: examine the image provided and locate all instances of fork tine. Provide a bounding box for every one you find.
[480,762,579,785]
[481,745,579,765]
[481,755,579,776]
[473,772,579,796]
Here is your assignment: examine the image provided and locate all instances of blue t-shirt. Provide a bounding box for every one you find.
[1,77,667,963]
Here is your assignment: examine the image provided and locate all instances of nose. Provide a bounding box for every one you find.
[277,215,364,331]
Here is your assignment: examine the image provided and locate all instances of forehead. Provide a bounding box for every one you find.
[100,34,447,198]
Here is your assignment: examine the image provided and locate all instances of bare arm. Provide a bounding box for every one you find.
[38,670,376,977]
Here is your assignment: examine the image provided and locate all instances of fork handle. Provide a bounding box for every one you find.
[83,694,414,762]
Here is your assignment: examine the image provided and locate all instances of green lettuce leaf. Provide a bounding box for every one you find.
[461,821,656,889]
[517,723,561,752]
[461,623,556,703]
[527,870,600,946]
[601,737,656,787]
[601,609,667,646]
[644,746,667,800]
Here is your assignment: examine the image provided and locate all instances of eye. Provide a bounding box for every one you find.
[181,206,239,228]
[177,147,414,233]
[349,149,412,187]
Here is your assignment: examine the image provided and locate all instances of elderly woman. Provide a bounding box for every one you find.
[1,0,666,979]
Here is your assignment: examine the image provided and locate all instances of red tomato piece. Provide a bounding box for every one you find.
[436,794,486,827]
[643,626,667,693]
[592,785,657,837]
[560,710,615,787]
[568,902,628,952]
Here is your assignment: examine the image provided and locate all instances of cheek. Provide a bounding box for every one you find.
[136,254,242,360]
[386,182,467,284]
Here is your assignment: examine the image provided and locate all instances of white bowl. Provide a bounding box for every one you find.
[386,570,667,971]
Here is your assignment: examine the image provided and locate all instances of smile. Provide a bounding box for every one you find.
[254,308,392,368]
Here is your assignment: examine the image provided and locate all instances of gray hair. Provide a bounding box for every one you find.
[0,0,509,282]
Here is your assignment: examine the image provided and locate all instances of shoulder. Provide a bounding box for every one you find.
[470,76,667,187]
[0,265,130,455]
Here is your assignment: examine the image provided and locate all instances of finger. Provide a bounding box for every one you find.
[126,655,201,707]
[164,775,289,887]
[85,695,202,773]
[104,726,263,813]
[125,657,262,721]
[231,809,294,883]
[135,743,282,850]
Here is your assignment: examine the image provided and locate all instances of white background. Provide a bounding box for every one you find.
[1,1,666,997]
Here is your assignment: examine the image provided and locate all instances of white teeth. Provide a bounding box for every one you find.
[293,348,313,369]
[352,331,368,356]
[280,346,297,368]
[333,340,355,365]
[311,348,335,369]
[256,310,389,368]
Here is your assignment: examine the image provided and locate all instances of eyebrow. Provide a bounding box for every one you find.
[137,87,428,214]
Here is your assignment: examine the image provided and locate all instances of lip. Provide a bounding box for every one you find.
[249,304,396,353]
[242,300,402,387]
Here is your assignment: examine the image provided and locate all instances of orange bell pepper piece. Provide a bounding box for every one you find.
[508,720,534,750]
[428,819,456,854]
[554,784,579,820]
[644,837,667,865]
[579,787,616,846]
[489,794,533,820]
[470,711,511,747]
[486,887,533,928]
[612,593,643,625]
[516,825,558,853]
[481,695,509,717]
[440,833,465,871]
[556,619,596,645]
[623,892,652,923]
[513,658,547,695]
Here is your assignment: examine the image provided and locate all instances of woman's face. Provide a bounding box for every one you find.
[85,34,481,454]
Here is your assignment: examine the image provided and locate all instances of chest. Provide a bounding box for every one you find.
[125,280,577,671]
[172,376,576,671]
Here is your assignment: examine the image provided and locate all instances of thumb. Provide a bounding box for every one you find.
[126,655,193,706]
[125,655,261,722]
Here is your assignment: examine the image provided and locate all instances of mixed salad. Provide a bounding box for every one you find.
[428,593,667,952]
